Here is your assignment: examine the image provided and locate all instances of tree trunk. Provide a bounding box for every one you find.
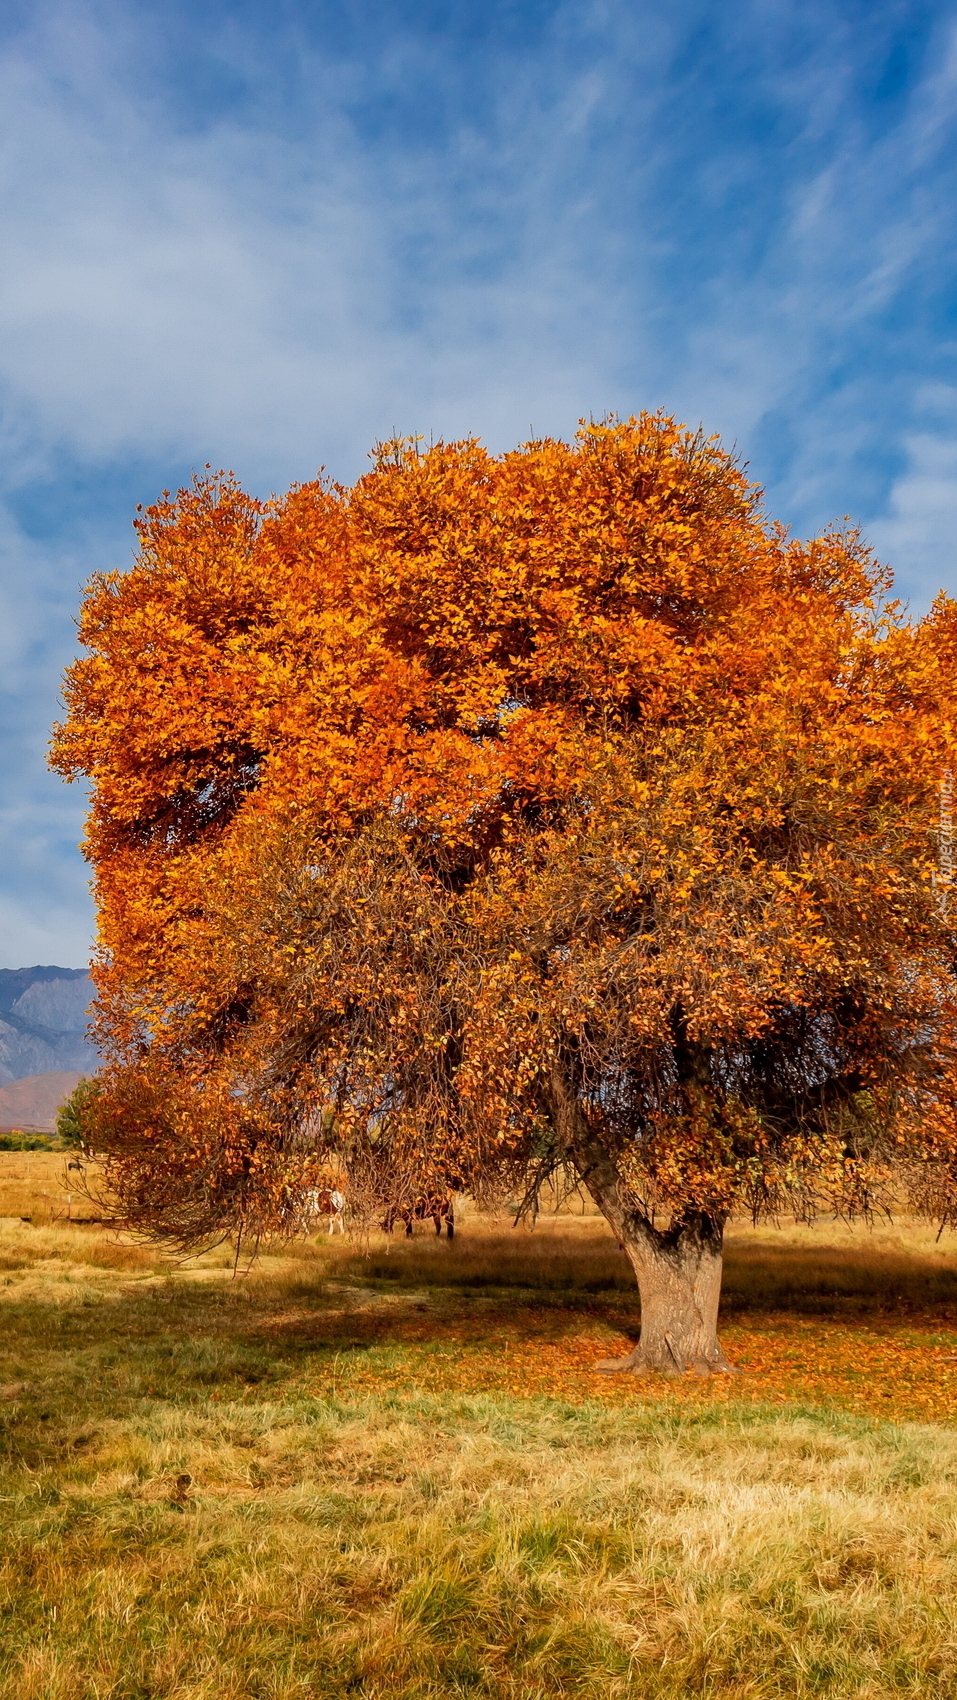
[599,1210,736,1376]
[568,1132,737,1376]
[547,1061,738,1376]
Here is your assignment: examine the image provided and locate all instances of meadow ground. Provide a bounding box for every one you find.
[3,1158,957,1696]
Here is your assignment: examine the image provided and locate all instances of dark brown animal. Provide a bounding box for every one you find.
[382,1191,455,1239]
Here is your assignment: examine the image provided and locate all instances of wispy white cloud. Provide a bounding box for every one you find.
[869,392,957,606]
[0,494,92,966]
[0,0,953,495]
[0,0,651,487]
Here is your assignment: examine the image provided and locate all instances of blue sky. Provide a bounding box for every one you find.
[2,0,957,968]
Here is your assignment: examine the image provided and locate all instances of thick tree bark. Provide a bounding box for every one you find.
[547,1060,738,1375]
[566,1123,737,1376]
[596,1208,735,1376]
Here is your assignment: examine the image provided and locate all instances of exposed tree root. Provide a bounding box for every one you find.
[594,1341,740,1377]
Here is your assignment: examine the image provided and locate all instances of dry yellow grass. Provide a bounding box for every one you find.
[2,1178,957,1695]
[0,1150,103,1224]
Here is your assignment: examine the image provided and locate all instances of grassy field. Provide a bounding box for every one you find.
[4,1158,957,1696]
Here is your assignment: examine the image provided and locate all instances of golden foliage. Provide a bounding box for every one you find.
[51,414,957,1249]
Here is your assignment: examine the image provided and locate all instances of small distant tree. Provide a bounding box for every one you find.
[51,416,957,1374]
[55,1078,99,1153]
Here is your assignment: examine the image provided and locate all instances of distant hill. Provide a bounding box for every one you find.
[0,967,98,1085]
[0,1070,86,1131]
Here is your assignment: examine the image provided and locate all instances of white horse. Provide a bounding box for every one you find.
[302,1186,345,1234]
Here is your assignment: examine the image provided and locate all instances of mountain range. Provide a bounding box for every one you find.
[0,1071,87,1132]
[0,966,97,1085]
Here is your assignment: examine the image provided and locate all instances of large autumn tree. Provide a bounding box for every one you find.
[53,416,957,1374]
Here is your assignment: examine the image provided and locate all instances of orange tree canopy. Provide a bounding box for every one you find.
[51,416,957,1252]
